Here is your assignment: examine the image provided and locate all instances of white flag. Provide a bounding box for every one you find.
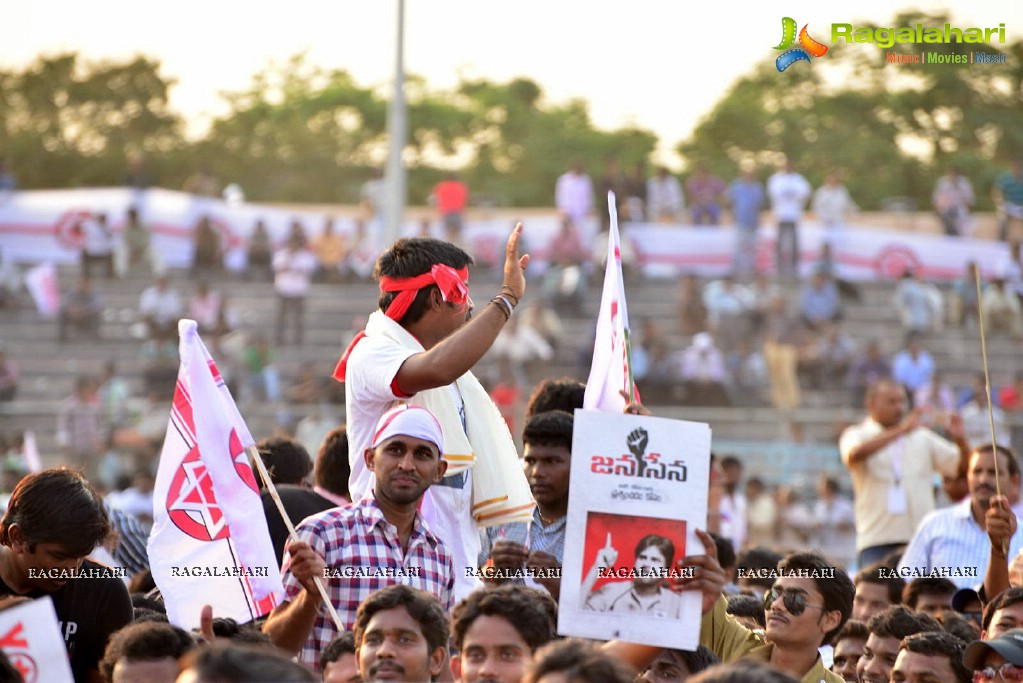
[21,431,42,473]
[0,596,74,683]
[583,192,635,413]
[24,262,60,318]
[148,320,283,629]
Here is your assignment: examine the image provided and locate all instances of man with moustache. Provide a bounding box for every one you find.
[354,585,449,683]
[898,444,1023,587]
[264,405,455,672]
[840,377,971,567]
[855,606,940,683]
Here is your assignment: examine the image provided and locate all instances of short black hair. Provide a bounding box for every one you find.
[523,638,635,683]
[1,467,110,556]
[315,427,351,498]
[832,618,869,646]
[710,532,736,571]
[522,411,573,451]
[635,534,674,566]
[354,584,449,656]
[736,547,783,591]
[374,237,474,325]
[866,605,941,640]
[100,621,195,682]
[179,643,316,682]
[320,631,356,670]
[256,436,313,486]
[525,378,585,416]
[973,443,1021,479]
[210,617,272,646]
[777,553,854,645]
[900,631,971,683]
[649,647,720,677]
[689,659,798,683]
[727,593,766,628]
[936,611,980,645]
[983,586,1023,631]
[902,577,956,610]
[452,584,557,653]
[855,562,906,605]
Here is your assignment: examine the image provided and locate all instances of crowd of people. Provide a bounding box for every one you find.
[1,158,1023,682]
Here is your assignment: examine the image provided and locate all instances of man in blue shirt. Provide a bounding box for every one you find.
[729,169,765,279]
[995,159,1023,243]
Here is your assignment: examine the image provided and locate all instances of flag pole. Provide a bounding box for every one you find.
[247,445,346,633]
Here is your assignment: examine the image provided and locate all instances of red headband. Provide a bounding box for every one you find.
[379,264,469,322]
[333,264,469,382]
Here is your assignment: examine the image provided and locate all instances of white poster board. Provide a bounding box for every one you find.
[558,410,711,650]
[0,596,74,683]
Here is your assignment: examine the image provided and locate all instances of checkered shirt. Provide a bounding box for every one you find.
[282,497,455,670]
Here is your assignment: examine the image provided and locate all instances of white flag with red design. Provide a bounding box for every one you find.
[148,319,283,629]
[584,191,635,413]
[24,262,60,318]
[0,596,74,683]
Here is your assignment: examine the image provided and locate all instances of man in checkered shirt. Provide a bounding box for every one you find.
[263,405,455,671]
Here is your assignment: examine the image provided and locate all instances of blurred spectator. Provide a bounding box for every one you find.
[798,322,855,390]
[246,219,273,281]
[1001,242,1023,303]
[891,333,935,395]
[183,164,219,197]
[762,295,802,411]
[914,371,956,431]
[139,276,183,343]
[894,269,943,333]
[285,362,326,405]
[106,468,156,524]
[812,171,857,232]
[286,219,308,248]
[120,206,152,276]
[812,241,861,302]
[0,347,18,402]
[360,168,386,246]
[776,486,815,550]
[745,478,778,549]
[0,246,19,310]
[191,215,223,274]
[519,300,565,351]
[994,159,1023,242]
[718,456,747,551]
[729,168,765,279]
[81,212,116,279]
[346,218,378,281]
[767,159,812,278]
[58,276,103,343]
[848,339,890,408]
[543,217,589,311]
[799,270,842,331]
[812,475,856,569]
[679,332,731,407]
[57,374,105,475]
[703,275,752,351]
[745,271,781,337]
[1000,371,1023,411]
[491,315,554,388]
[725,339,768,406]
[432,173,469,245]
[98,359,133,432]
[0,157,16,193]
[272,233,317,346]
[623,161,647,221]
[676,273,709,335]
[982,277,1023,338]
[647,166,685,223]
[124,153,153,189]
[188,280,232,342]
[687,163,726,225]
[311,217,347,283]
[555,160,594,229]
[933,166,975,236]
[243,333,281,403]
[959,374,1010,447]
[488,358,525,438]
[949,261,981,330]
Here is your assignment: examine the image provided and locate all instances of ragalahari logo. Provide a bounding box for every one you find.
[773,17,829,72]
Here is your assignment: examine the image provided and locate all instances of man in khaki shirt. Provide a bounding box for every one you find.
[840,378,970,568]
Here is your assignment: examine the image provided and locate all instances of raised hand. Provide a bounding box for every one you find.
[502,223,530,301]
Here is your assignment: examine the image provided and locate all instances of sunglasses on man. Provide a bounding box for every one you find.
[762,587,827,617]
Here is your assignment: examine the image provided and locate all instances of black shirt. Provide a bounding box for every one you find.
[260,485,337,566]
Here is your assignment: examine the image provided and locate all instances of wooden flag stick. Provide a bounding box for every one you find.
[247,445,346,633]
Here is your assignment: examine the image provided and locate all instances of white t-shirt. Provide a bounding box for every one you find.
[767,172,812,222]
[272,248,317,297]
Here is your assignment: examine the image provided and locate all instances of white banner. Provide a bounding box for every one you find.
[0,187,1009,281]
[558,410,711,651]
[0,597,74,683]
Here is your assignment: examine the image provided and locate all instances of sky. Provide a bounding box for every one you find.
[1,0,1017,167]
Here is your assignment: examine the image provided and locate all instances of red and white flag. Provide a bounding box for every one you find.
[584,191,636,413]
[0,596,74,683]
[148,320,283,629]
[24,262,60,318]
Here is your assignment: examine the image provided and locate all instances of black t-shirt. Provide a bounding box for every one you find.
[261,485,337,566]
[0,558,133,683]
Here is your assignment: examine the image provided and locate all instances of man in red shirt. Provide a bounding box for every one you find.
[433,173,469,244]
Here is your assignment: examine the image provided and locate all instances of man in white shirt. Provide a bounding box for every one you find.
[840,378,971,568]
[139,275,183,342]
[767,161,812,277]
[899,444,1022,588]
[273,234,318,346]
[555,161,594,230]
[646,167,685,223]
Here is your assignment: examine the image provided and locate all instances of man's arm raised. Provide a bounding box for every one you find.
[843,409,920,466]
[394,224,529,395]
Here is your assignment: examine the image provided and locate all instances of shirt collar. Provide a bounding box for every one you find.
[532,507,567,531]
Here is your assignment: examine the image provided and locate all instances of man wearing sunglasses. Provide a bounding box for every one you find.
[891,631,971,683]
[965,628,1023,682]
[696,551,853,683]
